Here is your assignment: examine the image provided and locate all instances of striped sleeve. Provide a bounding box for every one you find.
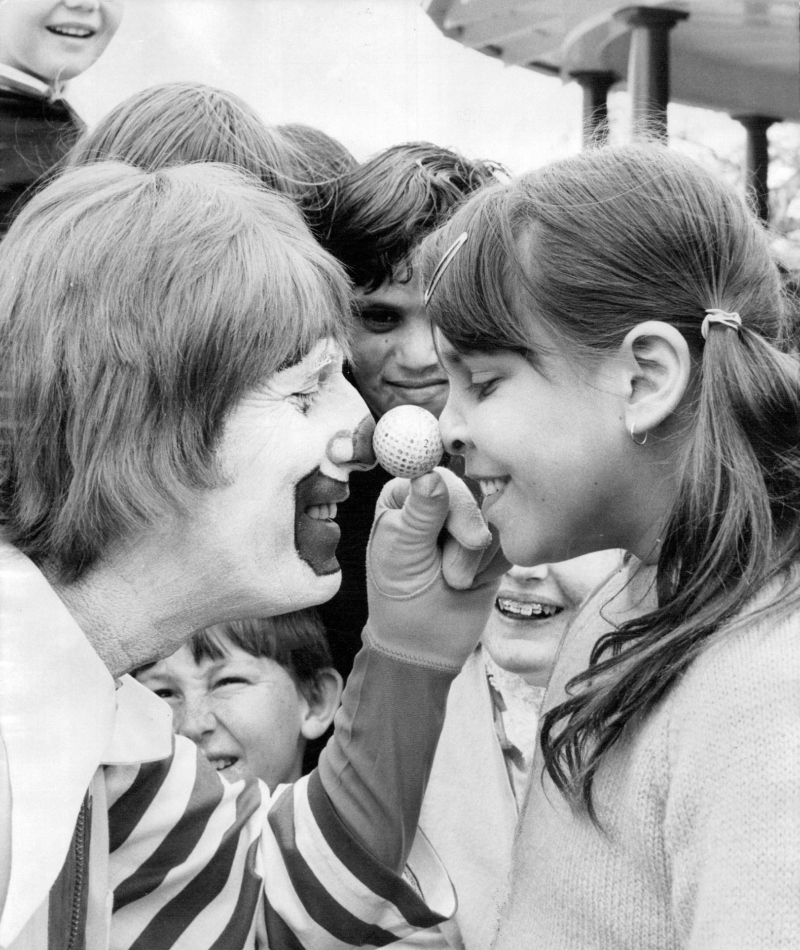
[261,774,455,949]
[260,643,459,947]
[106,643,459,949]
[106,738,264,950]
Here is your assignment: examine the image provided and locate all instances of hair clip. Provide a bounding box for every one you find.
[424,232,469,306]
[485,161,512,185]
[701,308,741,340]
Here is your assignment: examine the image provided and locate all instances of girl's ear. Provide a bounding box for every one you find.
[620,320,692,441]
[299,668,344,741]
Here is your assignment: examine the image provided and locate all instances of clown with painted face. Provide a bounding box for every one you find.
[0,0,123,233]
[0,162,503,949]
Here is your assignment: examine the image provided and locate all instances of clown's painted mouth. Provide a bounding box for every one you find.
[294,469,350,576]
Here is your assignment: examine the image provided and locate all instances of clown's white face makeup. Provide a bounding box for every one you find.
[482,552,623,687]
[175,338,375,624]
[0,0,123,84]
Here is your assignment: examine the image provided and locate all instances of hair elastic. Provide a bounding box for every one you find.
[701,308,741,340]
[424,231,469,305]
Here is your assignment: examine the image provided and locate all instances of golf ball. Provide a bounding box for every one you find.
[373,405,444,479]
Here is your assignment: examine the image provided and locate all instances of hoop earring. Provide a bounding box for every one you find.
[630,422,648,446]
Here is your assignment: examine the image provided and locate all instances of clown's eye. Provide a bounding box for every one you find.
[291,390,320,413]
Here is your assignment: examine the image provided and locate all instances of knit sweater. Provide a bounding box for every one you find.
[494,560,800,950]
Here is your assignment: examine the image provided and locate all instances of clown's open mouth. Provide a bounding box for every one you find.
[294,468,349,576]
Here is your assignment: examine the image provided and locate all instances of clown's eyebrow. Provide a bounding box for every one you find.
[306,349,338,373]
[275,346,339,382]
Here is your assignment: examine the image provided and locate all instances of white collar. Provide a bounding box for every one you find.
[0,62,64,99]
[0,542,172,946]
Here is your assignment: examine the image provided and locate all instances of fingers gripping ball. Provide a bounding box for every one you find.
[373,406,444,479]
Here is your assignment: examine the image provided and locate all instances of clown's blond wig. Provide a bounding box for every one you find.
[0,161,353,582]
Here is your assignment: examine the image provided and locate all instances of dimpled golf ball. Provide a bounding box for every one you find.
[373,405,444,479]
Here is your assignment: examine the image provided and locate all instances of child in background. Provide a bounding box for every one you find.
[276,121,357,245]
[477,552,624,802]
[419,142,800,949]
[324,142,501,424]
[320,143,501,679]
[136,610,343,791]
[65,81,355,244]
[67,82,296,191]
[416,551,622,950]
[0,0,122,232]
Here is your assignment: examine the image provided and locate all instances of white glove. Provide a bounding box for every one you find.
[365,467,510,671]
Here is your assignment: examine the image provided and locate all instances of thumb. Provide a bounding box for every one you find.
[367,470,450,598]
[395,469,451,541]
[441,530,509,591]
[435,468,492,550]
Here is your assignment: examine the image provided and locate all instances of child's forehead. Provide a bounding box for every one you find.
[434,330,489,366]
[147,638,279,676]
[432,329,460,360]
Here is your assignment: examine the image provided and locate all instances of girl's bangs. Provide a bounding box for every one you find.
[420,187,526,354]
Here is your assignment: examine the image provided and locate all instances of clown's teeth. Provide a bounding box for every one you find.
[306,503,337,520]
[496,598,562,619]
[210,758,236,772]
[478,478,506,497]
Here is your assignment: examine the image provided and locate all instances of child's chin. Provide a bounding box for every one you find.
[42,54,96,83]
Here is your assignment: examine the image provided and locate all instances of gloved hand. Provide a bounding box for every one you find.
[364,467,510,672]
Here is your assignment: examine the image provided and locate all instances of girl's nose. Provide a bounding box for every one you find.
[439,397,468,456]
[509,563,549,582]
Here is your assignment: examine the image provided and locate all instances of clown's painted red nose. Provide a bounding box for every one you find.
[326,414,376,470]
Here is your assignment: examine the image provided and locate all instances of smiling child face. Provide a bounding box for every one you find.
[482,551,623,687]
[351,270,449,419]
[436,331,634,568]
[137,637,310,791]
[0,0,123,83]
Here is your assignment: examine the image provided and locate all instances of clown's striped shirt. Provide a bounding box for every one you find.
[104,647,456,950]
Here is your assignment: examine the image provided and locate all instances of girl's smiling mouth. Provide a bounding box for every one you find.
[477,477,508,498]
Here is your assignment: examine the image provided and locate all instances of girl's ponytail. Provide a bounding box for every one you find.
[542,313,800,818]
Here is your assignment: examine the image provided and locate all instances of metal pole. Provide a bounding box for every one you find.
[614,6,689,140]
[570,71,618,146]
[734,114,779,222]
